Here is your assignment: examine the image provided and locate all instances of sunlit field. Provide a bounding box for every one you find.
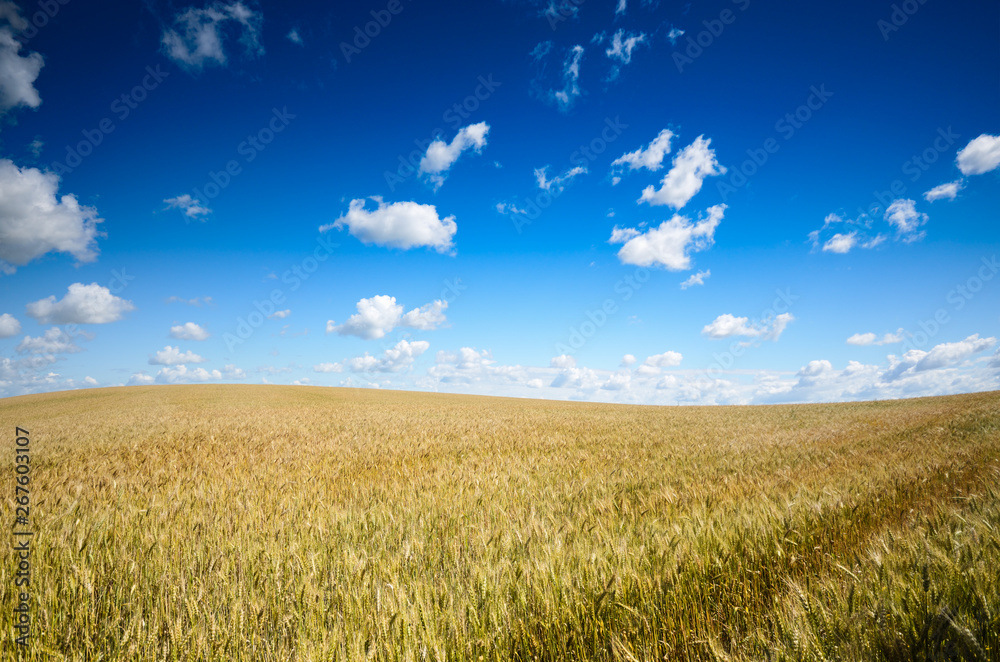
[2,385,998,660]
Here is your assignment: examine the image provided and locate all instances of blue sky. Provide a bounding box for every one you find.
[0,0,998,404]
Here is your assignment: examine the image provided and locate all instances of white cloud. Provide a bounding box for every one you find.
[680,269,710,289]
[313,362,343,373]
[604,29,646,79]
[610,129,673,184]
[169,322,210,341]
[610,204,725,270]
[16,327,82,354]
[532,42,584,111]
[884,199,927,242]
[847,330,903,346]
[923,180,963,202]
[149,345,207,366]
[164,194,211,219]
[0,18,43,113]
[0,312,19,337]
[809,212,890,254]
[26,283,134,324]
[822,232,856,254]
[883,335,996,382]
[956,134,1000,175]
[128,373,155,386]
[328,295,448,340]
[222,364,246,379]
[83,376,98,386]
[534,164,587,192]
[914,334,995,371]
[616,0,627,14]
[526,378,544,388]
[286,27,302,45]
[166,295,213,307]
[620,354,636,367]
[346,339,430,373]
[419,122,490,189]
[0,160,101,273]
[268,309,291,319]
[643,351,682,368]
[667,28,684,45]
[321,197,457,254]
[601,371,631,391]
[554,45,584,109]
[155,365,223,384]
[639,136,725,209]
[702,312,794,342]
[400,300,448,330]
[550,354,577,369]
[162,1,263,71]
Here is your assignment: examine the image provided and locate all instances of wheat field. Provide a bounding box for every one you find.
[1,385,997,661]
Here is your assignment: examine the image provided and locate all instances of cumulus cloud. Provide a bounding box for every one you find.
[822,232,856,254]
[847,330,903,346]
[923,180,963,202]
[956,134,1000,175]
[639,136,725,209]
[26,283,134,324]
[161,1,263,71]
[164,194,211,219]
[610,204,724,270]
[610,129,673,184]
[128,373,155,385]
[155,365,222,384]
[149,345,207,366]
[550,354,577,369]
[419,122,490,189]
[0,312,19,337]
[884,199,927,242]
[321,197,457,254]
[346,339,429,373]
[169,322,210,341]
[0,10,43,114]
[702,312,794,342]
[642,351,682,369]
[16,327,82,354]
[327,295,448,340]
[680,269,710,289]
[0,160,102,273]
[313,362,343,373]
[268,309,290,319]
[883,335,996,382]
[534,164,587,192]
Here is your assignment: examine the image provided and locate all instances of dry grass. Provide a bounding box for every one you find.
[1,385,998,661]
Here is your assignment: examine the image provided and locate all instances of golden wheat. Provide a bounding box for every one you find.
[1,385,997,660]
